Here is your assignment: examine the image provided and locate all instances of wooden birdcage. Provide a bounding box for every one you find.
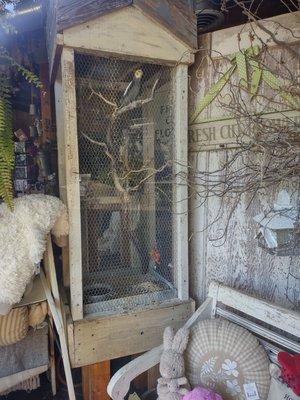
[46,0,197,367]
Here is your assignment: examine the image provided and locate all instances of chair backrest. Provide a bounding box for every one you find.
[207,282,300,359]
[107,282,300,400]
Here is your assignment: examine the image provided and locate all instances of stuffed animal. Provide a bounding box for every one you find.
[157,326,190,400]
[278,351,300,396]
[183,388,223,400]
[0,194,69,314]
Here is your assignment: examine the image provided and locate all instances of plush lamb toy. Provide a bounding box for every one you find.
[157,326,190,400]
[0,194,69,314]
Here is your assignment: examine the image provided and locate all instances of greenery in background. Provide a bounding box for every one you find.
[190,45,300,124]
[0,0,41,209]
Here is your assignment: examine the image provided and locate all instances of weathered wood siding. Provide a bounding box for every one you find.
[189,12,300,310]
[45,0,197,80]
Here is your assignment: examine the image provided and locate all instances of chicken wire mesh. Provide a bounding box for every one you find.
[74,52,177,315]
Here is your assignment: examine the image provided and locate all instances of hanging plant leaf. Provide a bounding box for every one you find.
[190,63,236,124]
[249,60,263,99]
[262,69,300,110]
[0,96,14,210]
[236,51,248,89]
[0,16,42,210]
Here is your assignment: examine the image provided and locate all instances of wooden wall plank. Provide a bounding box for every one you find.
[82,361,111,400]
[54,72,70,287]
[210,282,300,338]
[211,11,300,57]
[189,13,300,311]
[173,65,189,300]
[57,0,132,31]
[52,0,196,50]
[134,0,197,49]
[62,7,194,65]
[61,47,83,321]
[69,300,194,367]
[45,0,56,69]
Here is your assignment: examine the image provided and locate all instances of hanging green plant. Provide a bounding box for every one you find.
[190,45,300,124]
[0,77,13,209]
[0,5,42,210]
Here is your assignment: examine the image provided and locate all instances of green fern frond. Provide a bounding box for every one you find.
[0,12,42,210]
[0,50,42,89]
[0,93,14,210]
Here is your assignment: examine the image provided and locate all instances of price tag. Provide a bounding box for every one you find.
[243,382,260,400]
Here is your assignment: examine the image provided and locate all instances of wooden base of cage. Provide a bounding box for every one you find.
[63,297,195,368]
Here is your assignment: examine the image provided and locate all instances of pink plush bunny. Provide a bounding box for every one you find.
[182,387,223,400]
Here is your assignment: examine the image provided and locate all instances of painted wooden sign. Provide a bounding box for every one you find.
[189,110,300,152]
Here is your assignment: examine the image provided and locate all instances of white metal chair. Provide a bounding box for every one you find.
[108,281,300,400]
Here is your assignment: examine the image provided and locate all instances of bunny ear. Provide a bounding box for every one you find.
[172,328,189,353]
[163,326,174,350]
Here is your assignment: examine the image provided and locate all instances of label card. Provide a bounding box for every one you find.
[243,382,260,400]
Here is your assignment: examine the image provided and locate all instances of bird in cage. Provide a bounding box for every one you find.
[120,69,143,107]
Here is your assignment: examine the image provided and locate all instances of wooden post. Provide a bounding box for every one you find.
[82,361,111,400]
[173,64,189,301]
[54,70,70,287]
[61,46,83,320]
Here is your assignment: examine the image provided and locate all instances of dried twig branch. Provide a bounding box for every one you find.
[88,82,117,108]
[129,161,172,192]
[114,78,160,117]
[81,133,129,200]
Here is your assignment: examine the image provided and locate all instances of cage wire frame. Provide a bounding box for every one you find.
[70,52,188,316]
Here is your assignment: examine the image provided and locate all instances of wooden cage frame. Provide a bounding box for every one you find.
[49,1,197,326]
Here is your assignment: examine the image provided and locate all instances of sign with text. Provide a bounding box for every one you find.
[189,110,299,152]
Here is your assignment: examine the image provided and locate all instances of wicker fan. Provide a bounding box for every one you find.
[185,319,270,400]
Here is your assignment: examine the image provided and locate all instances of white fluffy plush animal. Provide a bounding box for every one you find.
[0,194,69,314]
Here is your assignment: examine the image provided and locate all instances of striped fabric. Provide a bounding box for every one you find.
[0,375,40,396]
[0,307,29,346]
[185,318,270,400]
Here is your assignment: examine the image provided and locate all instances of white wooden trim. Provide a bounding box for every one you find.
[183,297,213,329]
[173,64,189,301]
[54,71,66,203]
[40,270,76,400]
[54,73,70,288]
[108,345,162,400]
[62,7,194,65]
[209,281,300,338]
[61,46,83,320]
[217,307,300,354]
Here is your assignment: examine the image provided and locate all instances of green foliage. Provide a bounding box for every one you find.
[0,11,42,210]
[0,91,14,209]
[191,45,300,124]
